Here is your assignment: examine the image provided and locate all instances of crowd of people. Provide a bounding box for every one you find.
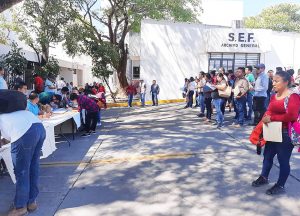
[183,65,300,129]
[0,67,110,216]
[0,68,107,137]
[126,79,160,107]
[0,63,300,216]
[183,64,300,195]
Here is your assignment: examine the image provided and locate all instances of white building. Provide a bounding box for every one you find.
[127,19,300,101]
[0,4,98,88]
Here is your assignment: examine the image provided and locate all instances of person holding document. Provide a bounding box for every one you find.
[252,71,300,195]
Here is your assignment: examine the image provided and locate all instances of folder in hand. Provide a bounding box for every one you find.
[263,122,282,142]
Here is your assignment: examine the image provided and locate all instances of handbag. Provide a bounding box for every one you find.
[97,100,105,109]
[284,94,300,147]
[218,86,232,98]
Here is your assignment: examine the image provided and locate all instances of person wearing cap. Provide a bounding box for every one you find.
[252,63,269,126]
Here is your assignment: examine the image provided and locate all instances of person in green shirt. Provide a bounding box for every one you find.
[245,66,255,121]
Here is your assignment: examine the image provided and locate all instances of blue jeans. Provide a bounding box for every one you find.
[235,96,247,125]
[97,110,101,123]
[128,94,133,107]
[11,123,46,208]
[152,93,158,105]
[261,132,294,187]
[245,93,253,120]
[213,98,225,126]
[140,93,146,106]
[198,93,205,114]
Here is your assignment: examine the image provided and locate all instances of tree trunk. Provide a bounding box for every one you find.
[103,77,117,103]
[117,48,128,89]
[41,43,49,65]
[0,0,23,13]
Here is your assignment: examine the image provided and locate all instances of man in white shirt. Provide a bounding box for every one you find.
[56,77,66,91]
[0,67,8,90]
[187,77,196,108]
[0,110,46,215]
[139,80,147,107]
[44,76,57,93]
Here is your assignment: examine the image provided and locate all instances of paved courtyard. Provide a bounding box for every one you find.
[1,103,300,216]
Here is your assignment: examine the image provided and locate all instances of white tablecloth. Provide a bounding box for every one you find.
[0,111,81,183]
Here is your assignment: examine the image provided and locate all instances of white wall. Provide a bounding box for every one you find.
[140,20,208,101]
[264,32,300,72]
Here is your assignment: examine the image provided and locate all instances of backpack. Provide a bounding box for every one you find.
[284,90,300,147]
[0,90,27,113]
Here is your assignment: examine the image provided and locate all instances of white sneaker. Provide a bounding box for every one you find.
[97,123,102,127]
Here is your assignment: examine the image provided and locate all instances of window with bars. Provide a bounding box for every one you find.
[208,53,260,72]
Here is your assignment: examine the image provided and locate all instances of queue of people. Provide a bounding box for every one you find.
[183,64,300,196]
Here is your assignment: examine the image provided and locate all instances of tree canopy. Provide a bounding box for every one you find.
[65,0,201,89]
[244,3,300,33]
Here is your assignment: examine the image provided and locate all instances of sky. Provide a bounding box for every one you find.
[243,0,300,17]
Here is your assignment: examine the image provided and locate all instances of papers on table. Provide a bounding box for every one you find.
[263,122,283,142]
[52,108,68,114]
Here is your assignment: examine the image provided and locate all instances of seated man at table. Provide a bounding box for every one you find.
[0,110,46,216]
[27,92,51,119]
[70,93,99,137]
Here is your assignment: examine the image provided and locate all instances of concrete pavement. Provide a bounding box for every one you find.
[1,104,300,216]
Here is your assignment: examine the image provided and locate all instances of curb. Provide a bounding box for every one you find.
[106,99,185,108]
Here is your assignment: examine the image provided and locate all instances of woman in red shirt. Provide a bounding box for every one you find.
[252,71,300,195]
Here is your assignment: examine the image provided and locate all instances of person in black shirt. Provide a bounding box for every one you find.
[266,70,274,108]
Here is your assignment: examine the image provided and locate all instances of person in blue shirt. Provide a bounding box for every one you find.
[27,93,42,116]
[253,63,269,126]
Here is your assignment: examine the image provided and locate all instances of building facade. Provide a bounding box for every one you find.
[128,19,300,101]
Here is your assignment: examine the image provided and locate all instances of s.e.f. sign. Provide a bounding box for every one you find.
[223,32,259,48]
[207,29,271,53]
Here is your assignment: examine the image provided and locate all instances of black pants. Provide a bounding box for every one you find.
[253,96,266,125]
[85,111,98,133]
[205,98,212,119]
[188,91,194,107]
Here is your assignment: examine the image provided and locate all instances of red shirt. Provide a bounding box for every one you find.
[78,95,99,112]
[266,94,300,128]
[34,76,44,92]
[98,86,106,93]
[126,85,136,95]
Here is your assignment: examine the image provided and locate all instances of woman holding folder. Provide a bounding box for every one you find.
[252,71,300,195]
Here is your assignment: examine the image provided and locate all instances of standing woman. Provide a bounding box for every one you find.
[187,77,196,108]
[212,73,228,128]
[203,74,213,122]
[183,79,190,108]
[252,71,300,195]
